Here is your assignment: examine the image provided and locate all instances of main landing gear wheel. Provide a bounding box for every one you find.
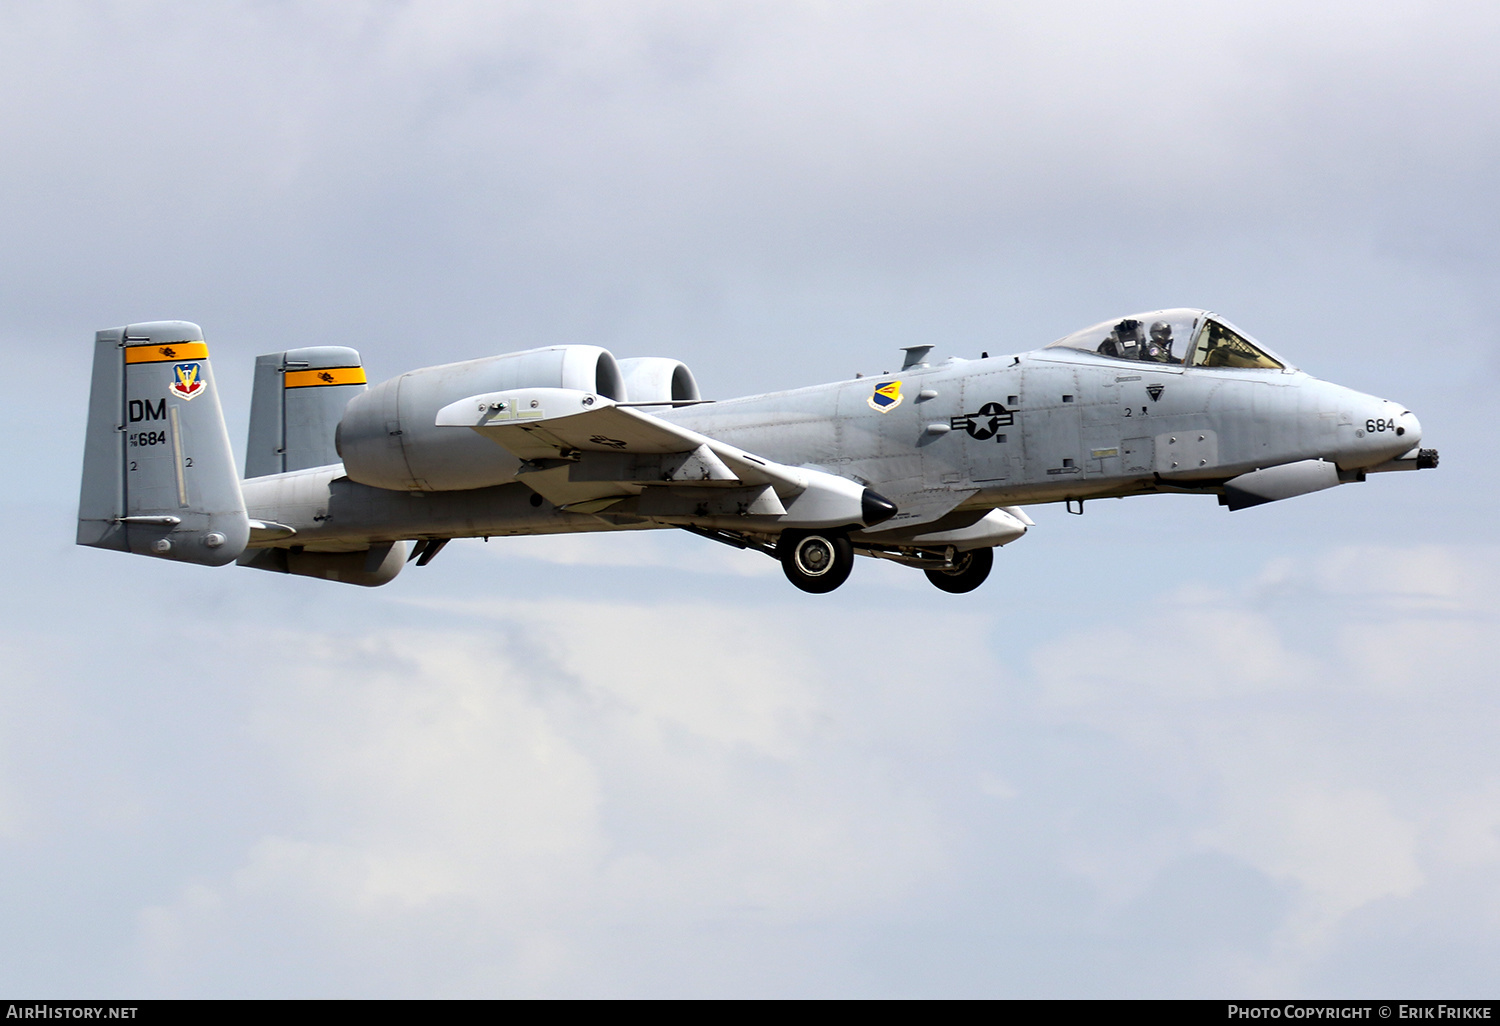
[924,546,994,594]
[777,530,854,594]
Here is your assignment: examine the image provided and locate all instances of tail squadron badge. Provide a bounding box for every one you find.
[169,362,205,400]
[868,380,903,412]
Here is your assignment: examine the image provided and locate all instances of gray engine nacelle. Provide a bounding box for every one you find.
[337,345,625,491]
[617,357,701,404]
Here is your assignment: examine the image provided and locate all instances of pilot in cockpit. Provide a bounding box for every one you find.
[1143,320,1177,363]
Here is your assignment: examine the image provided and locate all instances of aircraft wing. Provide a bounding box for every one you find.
[435,388,891,528]
[439,392,700,460]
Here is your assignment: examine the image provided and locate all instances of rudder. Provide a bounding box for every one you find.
[77,321,249,566]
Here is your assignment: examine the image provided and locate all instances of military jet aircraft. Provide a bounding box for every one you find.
[77,309,1437,593]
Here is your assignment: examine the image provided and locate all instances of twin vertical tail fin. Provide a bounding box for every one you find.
[245,346,367,477]
[77,322,249,566]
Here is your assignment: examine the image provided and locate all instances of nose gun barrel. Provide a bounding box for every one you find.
[1363,446,1440,474]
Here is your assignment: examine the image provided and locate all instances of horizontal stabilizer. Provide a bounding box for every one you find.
[248,519,298,542]
[238,541,405,587]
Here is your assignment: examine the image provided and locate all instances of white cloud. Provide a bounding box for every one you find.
[1023,545,1500,987]
[130,601,963,994]
[1208,784,1424,954]
[472,530,777,576]
[104,545,1500,994]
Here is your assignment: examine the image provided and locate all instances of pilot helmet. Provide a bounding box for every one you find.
[1149,321,1173,341]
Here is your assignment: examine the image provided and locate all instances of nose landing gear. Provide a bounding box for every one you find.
[777,529,855,593]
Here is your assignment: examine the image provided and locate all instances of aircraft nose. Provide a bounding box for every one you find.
[1397,409,1422,447]
[1343,401,1422,468]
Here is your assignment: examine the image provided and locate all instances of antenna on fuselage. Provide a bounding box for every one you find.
[901,345,934,370]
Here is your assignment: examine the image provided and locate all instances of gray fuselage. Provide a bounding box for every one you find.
[239,346,1419,550]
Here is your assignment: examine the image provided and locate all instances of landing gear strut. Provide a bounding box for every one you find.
[924,546,993,594]
[777,530,854,593]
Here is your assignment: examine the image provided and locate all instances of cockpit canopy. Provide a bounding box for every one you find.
[1044,308,1288,370]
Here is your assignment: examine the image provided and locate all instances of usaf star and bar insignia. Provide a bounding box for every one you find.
[950,401,1015,440]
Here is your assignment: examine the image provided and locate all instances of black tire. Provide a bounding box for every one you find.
[924,546,994,594]
[777,530,854,593]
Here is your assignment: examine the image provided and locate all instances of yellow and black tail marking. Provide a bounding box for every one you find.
[123,341,209,364]
[284,366,367,388]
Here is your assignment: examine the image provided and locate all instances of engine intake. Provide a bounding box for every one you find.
[618,357,701,404]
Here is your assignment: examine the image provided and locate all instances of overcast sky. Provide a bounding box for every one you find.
[2,0,1497,997]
